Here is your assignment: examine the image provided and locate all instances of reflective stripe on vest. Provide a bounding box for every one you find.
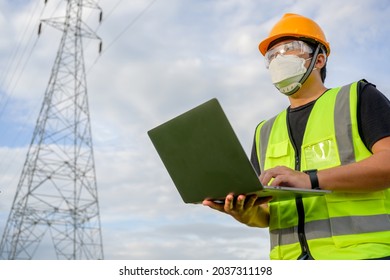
[270,214,390,246]
[255,81,390,260]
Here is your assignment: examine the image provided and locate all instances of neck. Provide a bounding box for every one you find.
[287,76,327,108]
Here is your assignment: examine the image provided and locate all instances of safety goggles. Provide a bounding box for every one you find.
[264,40,313,68]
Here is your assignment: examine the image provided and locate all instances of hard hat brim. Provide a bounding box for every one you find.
[259,33,330,56]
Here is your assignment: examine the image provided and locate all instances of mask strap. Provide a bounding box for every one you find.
[284,44,321,96]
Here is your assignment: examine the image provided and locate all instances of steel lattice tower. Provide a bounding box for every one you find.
[0,0,104,260]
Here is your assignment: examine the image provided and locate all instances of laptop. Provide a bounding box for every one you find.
[148,98,330,203]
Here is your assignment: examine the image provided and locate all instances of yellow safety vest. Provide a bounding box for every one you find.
[255,81,390,259]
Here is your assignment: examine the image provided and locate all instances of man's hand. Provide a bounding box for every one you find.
[259,166,311,189]
[202,193,271,228]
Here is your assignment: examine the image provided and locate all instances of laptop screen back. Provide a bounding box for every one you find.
[148,98,262,203]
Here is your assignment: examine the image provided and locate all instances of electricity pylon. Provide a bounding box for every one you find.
[0,0,104,259]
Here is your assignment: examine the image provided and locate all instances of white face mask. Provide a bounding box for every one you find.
[268,54,309,96]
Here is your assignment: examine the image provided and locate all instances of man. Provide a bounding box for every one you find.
[203,13,390,260]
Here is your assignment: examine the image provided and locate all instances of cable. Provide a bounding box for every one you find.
[104,0,158,53]
[87,0,158,73]
[0,1,43,110]
[0,2,47,185]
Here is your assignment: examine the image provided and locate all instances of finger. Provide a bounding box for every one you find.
[270,174,289,187]
[260,169,278,186]
[259,172,265,183]
[253,196,273,206]
[202,199,225,212]
[270,177,282,186]
[235,195,246,211]
[224,193,235,212]
[246,194,272,207]
[261,166,292,185]
[244,194,258,209]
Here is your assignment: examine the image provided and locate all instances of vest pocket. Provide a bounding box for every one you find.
[302,137,340,170]
[268,140,288,158]
[265,140,292,170]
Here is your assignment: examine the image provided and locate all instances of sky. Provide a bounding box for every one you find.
[0,0,389,260]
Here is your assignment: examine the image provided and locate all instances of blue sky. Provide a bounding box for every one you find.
[0,0,390,259]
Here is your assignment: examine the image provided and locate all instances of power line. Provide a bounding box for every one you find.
[87,0,158,73]
[0,1,45,113]
[104,0,158,54]
[0,2,48,186]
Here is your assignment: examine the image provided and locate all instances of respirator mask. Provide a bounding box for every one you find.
[265,40,320,96]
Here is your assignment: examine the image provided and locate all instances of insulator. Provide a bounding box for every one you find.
[99,41,102,54]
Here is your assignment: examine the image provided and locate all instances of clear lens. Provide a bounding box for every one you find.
[265,40,313,68]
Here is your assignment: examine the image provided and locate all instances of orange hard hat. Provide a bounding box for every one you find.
[259,13,330,56]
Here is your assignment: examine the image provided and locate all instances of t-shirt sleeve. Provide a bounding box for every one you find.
[358,80,390,151]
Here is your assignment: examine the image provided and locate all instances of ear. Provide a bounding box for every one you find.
[315,53,327,69]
